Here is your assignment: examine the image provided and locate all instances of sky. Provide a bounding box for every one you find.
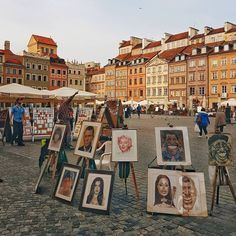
[0,0,236,66]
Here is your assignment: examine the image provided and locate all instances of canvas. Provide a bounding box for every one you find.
[79,169,115,214]
[155,127,191,166]
[208,133,232,166]
[112,129,138,162]
[54,164,81,203]
[48,124,66,152]
[147,169,208,217]
[74,121,102,159]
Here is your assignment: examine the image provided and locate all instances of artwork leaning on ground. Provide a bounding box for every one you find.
[155,127,191,166]
[74,121,102,159]
[48,123,66,152]
[79,169,115,215]
[147,169,208,217]
[208,133,232,166]
[54,164,81,203]
[112,129,138,162]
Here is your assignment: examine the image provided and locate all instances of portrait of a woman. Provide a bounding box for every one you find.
[58,170,75,197]
[154,174,176,208]
[86,177,105,206]
[117,135,132,153]
[49,125,65,151]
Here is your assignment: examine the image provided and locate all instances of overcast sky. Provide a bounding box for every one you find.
[0,0,236,66]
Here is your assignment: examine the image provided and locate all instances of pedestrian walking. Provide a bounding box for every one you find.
[58,91,78,149]
[215,107,226,133]
[225,103,231,124]
[10,98,26,146]
[137,104,142,118]
[196,108,210,138]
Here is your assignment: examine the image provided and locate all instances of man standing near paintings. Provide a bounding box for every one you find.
[10,98,26,146]
[58,91,78,149]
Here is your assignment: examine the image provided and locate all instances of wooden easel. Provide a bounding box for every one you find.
[113,162,139,200]
[210,165,236,215]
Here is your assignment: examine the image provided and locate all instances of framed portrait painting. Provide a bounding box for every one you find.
[208,133,232,166]
[53,164,81,203]
[155,127,191,166]
[147,169,208,217]
[112,129,138,162]
[48,124,66,152]
[97,107,106,122]
[79,169,115,215]
[74,121,102,159]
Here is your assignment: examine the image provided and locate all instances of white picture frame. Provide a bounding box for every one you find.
[48,124,66,152]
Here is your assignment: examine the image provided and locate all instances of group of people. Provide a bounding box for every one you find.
[195,104,232,138]
[124,104,142,119]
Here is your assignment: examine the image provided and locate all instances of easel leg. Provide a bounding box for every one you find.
[223,167,236,204]
[216,186,220,205]
[114,162,118,173]
[210,166,219,216]
[130,163,139,200]
[125,178,128,195]
[51,152,58,180]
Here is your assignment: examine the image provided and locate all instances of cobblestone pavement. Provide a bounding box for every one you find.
[0,115,236,235]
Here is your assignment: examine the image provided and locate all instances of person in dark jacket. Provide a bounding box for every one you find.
[196,108,210,138]
[215,107,226,133]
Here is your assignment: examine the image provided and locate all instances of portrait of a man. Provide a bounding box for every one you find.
[208,134,232,166]
[74,121,102,159]
[155,127,191,166]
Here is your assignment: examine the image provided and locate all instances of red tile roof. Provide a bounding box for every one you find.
[207,27,224,35]
[132,43,142,49]
[32,34,57,46]
[165,32,188,43]
[159,46,186,61]
[94,67,105,74]
[115,53,131,61]
[86,67,101,75]
[5,59,22,65]
[226,27,236,33]
[191,33,204,40]
[183,43,204,55]
[142,51,159,59]
[119,40,131,48]
[144,41,161,49]
[205,41,225,47]
[0,49,13,55]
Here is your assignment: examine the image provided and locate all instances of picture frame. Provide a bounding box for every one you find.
[79,169,115,215]
[208,133,232,166]
[155,127,191,166]
[147,168,208,217]
[48,123,66,152]
[112,129,138,162]
[53,163,81,203]
[74,121,102,159]
[97,107,106,122]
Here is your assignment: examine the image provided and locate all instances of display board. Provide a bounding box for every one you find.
[33,108,54,136]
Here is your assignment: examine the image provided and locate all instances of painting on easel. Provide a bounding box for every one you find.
[74,121,102,159]
[147,169,208,217]
[155,127,191,166]
[112,129,138,162]
[48,124,66,152]
[208,133,232,166]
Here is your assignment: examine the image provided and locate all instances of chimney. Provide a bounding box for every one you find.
[4,40,10,50]
[204,26,213,35]
[189,27,199,38]
[224,21,235,32]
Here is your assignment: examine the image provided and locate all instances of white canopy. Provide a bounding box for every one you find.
[47,87,97,99]
[221,98,236,106]
[0,83,51,98]
[138,100,154,106]
[122,100,138,105]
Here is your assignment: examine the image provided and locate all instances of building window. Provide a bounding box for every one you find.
[38,65,42,70]
[43,65,48,71]
[158,88,162,96]
[13,69,16,74]
[190,87,195,95]
[199,72,205,81]
[32,64,35,69]
[63,81,66,86]
[129,69,132,74]
[78,71,80,75]
[140,90,143,97]
[152,88,156,96]
[32,75,36,81]
[222,85,227,93]
[199,59,205,66]
[70,79,72,85]
[63,70,66,75]
[230,70,236,78]
[221,58,227,66]
[26,63,30,69]
[18,79,22,84]
[232,57,236,64]
[52,69,55,74]
[80,80,82,86]
[19,70,22,75]
[164,87,168,96]
[75,80,78,85]
[134,79,137,85]
[6,68,10,74]
[199,87,205,95]
[57,81,61,86]
[170,78,174,84]
[12,78,16,83]
[50,49,54,54]
[189,60,195,67]
[158,76,162,84]
[46,48,49,54]
[57,70,61,74]
[211,85,217,94]
[212,72,217,80]
[129,79,132,85]
[134,68,137,74]
[38,75,42,81]
[139,68,142,73]
[232,85,236,93]
[189,73,195,81]
[26,74,30,80]
[0,76,2,84]
[129,90,132,97]
[41,47,44,53]
[221,71,227,79]
[43,76,47,82]
[51,80,55,86]
[147,88,150,96]
[176,77,180,84]
[7,78,11,84]
[139,78,142,84]
[69,70,71,74]
[212,60,218,67]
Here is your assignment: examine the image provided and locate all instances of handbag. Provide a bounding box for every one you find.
[194,123,200,133]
